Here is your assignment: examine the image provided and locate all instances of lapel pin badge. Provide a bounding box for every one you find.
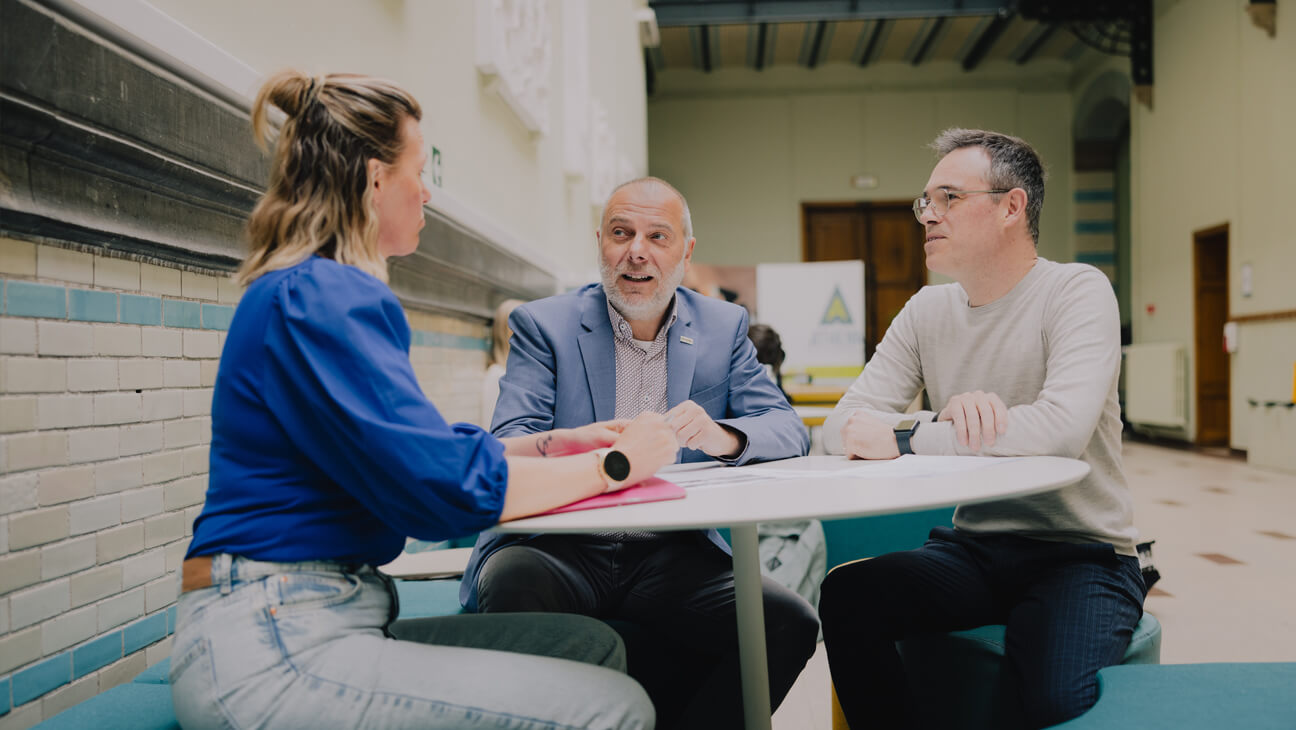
[680,336,694,345]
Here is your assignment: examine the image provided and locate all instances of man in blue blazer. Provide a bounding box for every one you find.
[462,177,817,729]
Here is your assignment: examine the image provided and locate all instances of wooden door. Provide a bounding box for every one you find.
[803,203,926,359]
[1193,224,1230,446]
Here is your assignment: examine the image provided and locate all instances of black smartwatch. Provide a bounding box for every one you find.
[893,418,921,456]
[593,448,631,491]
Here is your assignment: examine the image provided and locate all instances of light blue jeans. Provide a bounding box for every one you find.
[170,554,654,729]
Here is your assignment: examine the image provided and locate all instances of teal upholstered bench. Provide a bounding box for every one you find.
[36,576,467,729]
[1047,662,1296,729]
[892,613,1162,730]
[34,659,179,730]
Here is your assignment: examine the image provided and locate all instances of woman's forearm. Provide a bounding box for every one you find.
[498,453,604,521]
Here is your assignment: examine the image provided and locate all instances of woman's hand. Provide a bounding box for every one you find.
[533,420,628,457]
[611,412,679,487]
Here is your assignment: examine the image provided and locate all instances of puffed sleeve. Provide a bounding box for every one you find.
[260,265,508,539]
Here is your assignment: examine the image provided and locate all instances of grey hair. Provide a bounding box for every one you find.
[930,128,1047,243]
[603,176,694,241]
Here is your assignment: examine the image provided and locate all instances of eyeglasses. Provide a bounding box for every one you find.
[912,188,1011,222]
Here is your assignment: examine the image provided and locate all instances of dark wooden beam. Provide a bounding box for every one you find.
[1014,24,1056,64]
[858,19,889,67]
[961,14,1013,70]
[806,21,829,68]
[908,17,946,66]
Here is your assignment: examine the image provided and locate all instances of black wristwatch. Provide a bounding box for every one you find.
[593,448,631,491]
[893,418,921,456]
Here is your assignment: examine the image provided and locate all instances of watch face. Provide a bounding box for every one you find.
[894,418,917,433]
[603,449,631,482]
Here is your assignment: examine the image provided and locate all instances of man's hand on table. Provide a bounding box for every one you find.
[665,400,744,459]
[840,410,901,460]
[937,390,1008,450]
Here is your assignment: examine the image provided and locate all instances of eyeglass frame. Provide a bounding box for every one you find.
[912,187,1013,222]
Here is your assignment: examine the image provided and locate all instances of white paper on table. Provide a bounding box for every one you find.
[835,455,1017,479]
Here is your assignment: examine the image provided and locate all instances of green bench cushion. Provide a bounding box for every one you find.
[1048,662,1296,729]
[35,683,178,730]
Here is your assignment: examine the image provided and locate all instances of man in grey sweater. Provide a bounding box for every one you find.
[818,129,1146,730]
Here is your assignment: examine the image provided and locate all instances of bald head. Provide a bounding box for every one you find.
[602,177,693,241]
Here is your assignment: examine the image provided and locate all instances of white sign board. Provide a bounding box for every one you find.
[755,261,865,373]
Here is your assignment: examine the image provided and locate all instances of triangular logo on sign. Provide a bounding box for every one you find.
[821,286,852,325]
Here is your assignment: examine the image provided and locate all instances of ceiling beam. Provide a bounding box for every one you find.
[855,19,890,67]
[805,21,829,68]
[747,22,770,70]
[960,14,1013,70]
[1011,23,1056,64]
[649,0,1012,27]
[905,16,946,65]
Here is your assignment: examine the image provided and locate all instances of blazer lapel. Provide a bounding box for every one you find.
[667,292,698,408]
[578,289,617,422]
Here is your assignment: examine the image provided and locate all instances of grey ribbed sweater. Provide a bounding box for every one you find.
[823,258,1138,555]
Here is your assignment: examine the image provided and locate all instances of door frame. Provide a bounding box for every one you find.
[1191,222,1230,445]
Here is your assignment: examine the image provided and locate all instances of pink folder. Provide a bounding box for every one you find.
[541,477,687,515]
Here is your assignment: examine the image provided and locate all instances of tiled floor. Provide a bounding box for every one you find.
[771,439,1296,730]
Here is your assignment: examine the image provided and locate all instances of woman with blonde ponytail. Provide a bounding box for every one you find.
[170,71,671,730]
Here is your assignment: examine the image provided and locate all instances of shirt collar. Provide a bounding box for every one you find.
[607,295,678,345]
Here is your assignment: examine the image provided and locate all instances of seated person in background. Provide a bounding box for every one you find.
[172,70,678,730]
[818,128,1146,730]
[747,323,790,403]
[462,177,819,729]
[481,297,524,424]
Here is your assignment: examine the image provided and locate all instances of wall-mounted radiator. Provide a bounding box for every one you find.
[1123,343,1187,428]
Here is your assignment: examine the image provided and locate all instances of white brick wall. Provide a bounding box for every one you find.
[94,392,142,425]
[67,359,118,392]
[2,241,490,721]
[69,495,120,535]
[141,329,182,358]
[37,465,95,505]
[37,247,94,285]
[119,487,163,523]
[93,324,142,357]
[4,357,67,392]
[68,427,120,464]
[95,457,141,495]
[11,578,70,630]
[37,394,94,430]
[95,256,140,291]
[1,317,37,354]
[97,588,144,633]
[40,535,96,579]
[38,321,94,357]
[141,390,182,421]
[41,604,97,654]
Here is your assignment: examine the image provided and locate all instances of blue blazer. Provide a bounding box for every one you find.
[460,284,809,610]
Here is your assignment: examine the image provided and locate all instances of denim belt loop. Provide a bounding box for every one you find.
[216,553,233,596]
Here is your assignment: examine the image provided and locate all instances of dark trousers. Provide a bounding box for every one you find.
[476,533,820,730]
[819,527,1147,730]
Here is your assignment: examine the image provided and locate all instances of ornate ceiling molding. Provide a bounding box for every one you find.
[476,0,553,135]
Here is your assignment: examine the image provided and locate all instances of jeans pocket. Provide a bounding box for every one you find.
[273,571,363,613]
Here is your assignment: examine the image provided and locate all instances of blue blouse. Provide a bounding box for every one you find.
[186,257,508,565]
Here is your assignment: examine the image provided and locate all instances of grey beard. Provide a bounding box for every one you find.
[600,256,687,322]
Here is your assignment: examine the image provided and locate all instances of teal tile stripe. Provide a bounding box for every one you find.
[1075,220,1116,234]
[5,281,66,318]
[167,605,178,634]
[2,278,483,353]
[1074,189,1115,203]
[202,303,235,331]
[163,299,201,329]
[69,289,118,322]
[123,613,169,655]
[0,676,8,716]
[1076,251,1116,265]
[72,632,124,679]
[12,652,71,706]
[411,330,490,352]
[120,294,163,326]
